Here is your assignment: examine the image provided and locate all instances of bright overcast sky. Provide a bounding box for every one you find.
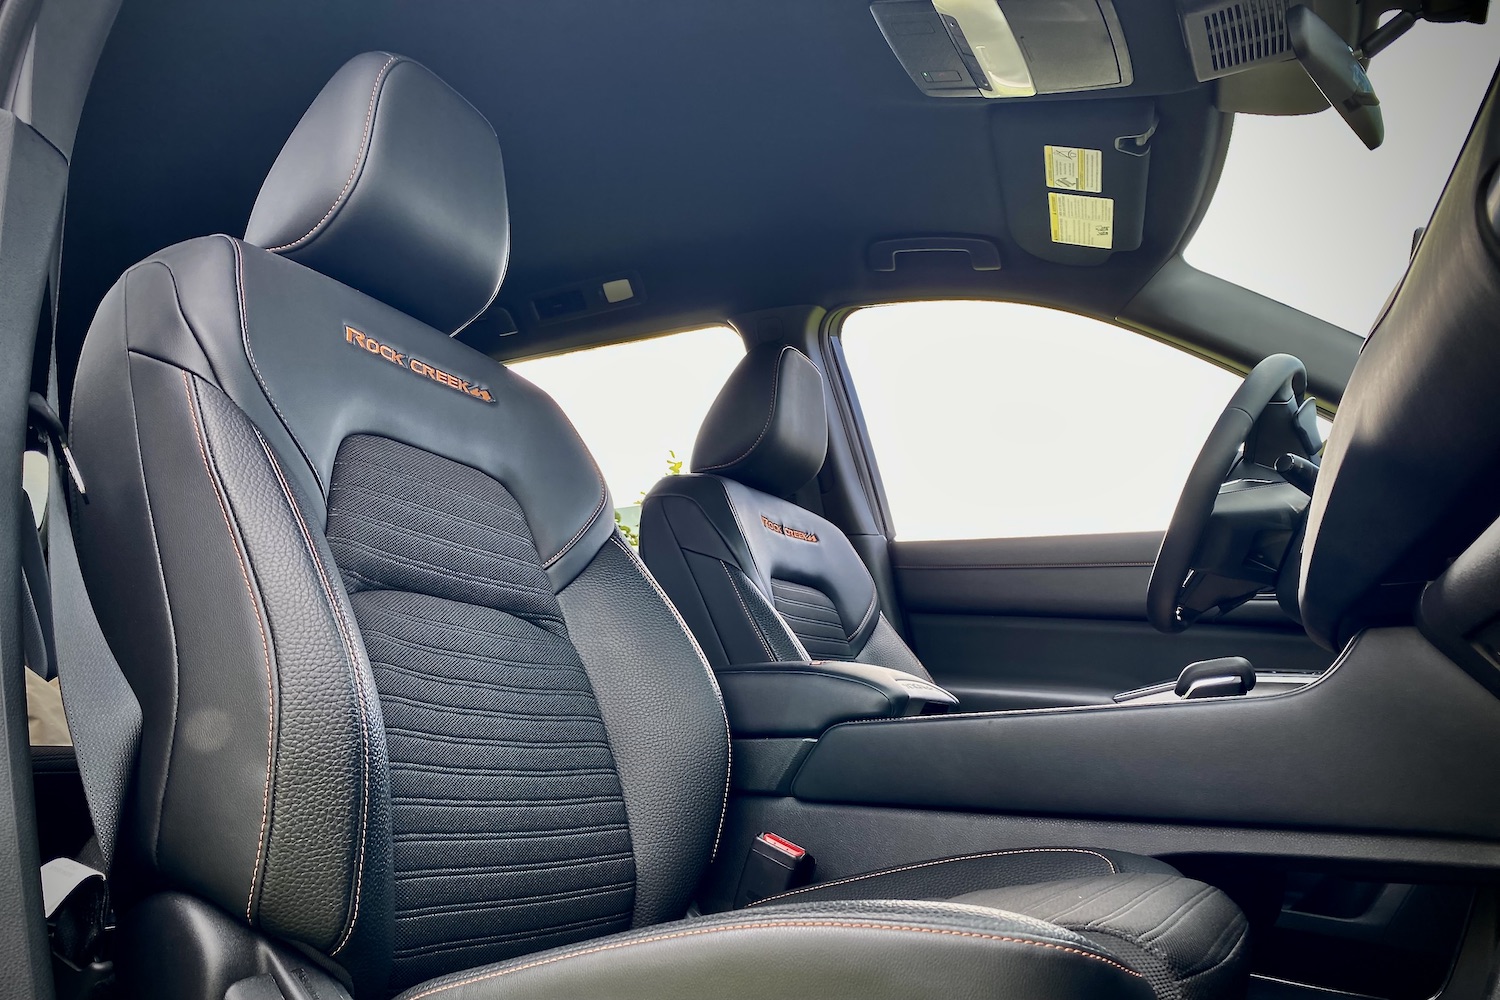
[514,26,1499,542]
[1188,17,1500,336]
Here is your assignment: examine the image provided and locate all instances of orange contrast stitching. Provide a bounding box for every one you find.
[401,918,1140,999]
[253,430,373,954]
[265,54,400,253]
[748,848,1119,908]
[696,347,796,473]
[181,372,275,923]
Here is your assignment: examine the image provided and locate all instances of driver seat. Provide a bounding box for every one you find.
[640,344,930,675]
[68,52,1250,1000]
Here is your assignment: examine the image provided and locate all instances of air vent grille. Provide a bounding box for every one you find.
[1201,0,1290,72]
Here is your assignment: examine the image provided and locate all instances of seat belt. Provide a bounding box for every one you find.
[28,208,142,881]
[39,413,140,878]
[18,489,56,683]
[3,166,140,995]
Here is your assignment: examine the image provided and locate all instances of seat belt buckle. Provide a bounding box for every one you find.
[42,857,115,999]
[733,832,813,908]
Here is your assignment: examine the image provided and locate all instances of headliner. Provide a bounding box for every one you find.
[61,0,1225,365]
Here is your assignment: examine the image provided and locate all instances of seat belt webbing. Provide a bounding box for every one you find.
[34,216,141,875]
[45,452,140,874]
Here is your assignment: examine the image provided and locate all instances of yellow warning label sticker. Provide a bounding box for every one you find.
[1044,145,1103,193]
[1048,193,1114,249]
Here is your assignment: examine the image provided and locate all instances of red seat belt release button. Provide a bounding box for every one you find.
[733,832,814,907]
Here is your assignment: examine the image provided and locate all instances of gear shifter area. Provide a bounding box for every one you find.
[1176,656,1257,698]
[1113,656,1319,705]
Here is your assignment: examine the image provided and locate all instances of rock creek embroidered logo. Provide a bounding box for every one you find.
[344,326,495,403]
[762,514,818,544]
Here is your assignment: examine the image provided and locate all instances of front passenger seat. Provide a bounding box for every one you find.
[641,344,929,675]
[68,52,1249,1000]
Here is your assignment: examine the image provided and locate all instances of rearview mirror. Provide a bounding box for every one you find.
[1286,5,1384,150]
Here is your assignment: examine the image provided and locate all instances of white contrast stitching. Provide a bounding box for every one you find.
[722,562,774,660]
[264,54,400,253]
[746,849,1120,908]
[400,918,1141,998]
[181,373,275,924]
[850,590,879,642]
[541,472,609,569]
[696,347,797,473]
[611,535,731,861]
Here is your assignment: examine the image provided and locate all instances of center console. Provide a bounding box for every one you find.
[717,660,958,738]
[1112,656,1320,704]
[720,629,1500,842]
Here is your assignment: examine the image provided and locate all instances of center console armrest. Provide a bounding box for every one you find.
[719,661,958,738]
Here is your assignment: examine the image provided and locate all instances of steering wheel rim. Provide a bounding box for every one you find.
[1147,354,1307,634]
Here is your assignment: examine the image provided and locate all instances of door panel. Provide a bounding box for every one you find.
[892,533,1334,710]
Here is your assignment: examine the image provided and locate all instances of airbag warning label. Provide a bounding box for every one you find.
[1048,193,1114,249]
[1044,145,1102,193]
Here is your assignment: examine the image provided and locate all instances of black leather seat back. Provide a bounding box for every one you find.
[640,345,928,679]
[70,52,728,997]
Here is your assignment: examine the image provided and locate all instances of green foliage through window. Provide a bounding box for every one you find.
[615,450,683,547]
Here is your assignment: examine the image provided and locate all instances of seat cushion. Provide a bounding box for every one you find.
[954,875,1249,1000]
[394,899,1161,1000]
[744,848,1249,1000]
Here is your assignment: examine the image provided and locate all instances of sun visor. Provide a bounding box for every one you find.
[993,99,1157,265]
[870,0,1133,99]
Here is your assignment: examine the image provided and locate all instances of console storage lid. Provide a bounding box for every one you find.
[719,660,957,737]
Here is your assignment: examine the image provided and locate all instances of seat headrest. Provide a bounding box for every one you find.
[691,345,828,497]
[245,52,507,335]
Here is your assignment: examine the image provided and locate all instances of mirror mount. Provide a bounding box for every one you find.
[1357,9,1418,58]
[1287,5,1385,150]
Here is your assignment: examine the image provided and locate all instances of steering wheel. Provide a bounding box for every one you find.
[1147,354,1310,634]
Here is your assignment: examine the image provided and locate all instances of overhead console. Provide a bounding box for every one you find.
[870,0,1133,100]
[871,0,1156,266]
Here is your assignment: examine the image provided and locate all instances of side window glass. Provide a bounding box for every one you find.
[508,326,744,544]
[839,301,1242,540]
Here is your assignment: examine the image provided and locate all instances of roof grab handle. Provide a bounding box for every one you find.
[868,236,1002,272]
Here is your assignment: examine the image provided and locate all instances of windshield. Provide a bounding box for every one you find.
[1188,21,1500,336]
